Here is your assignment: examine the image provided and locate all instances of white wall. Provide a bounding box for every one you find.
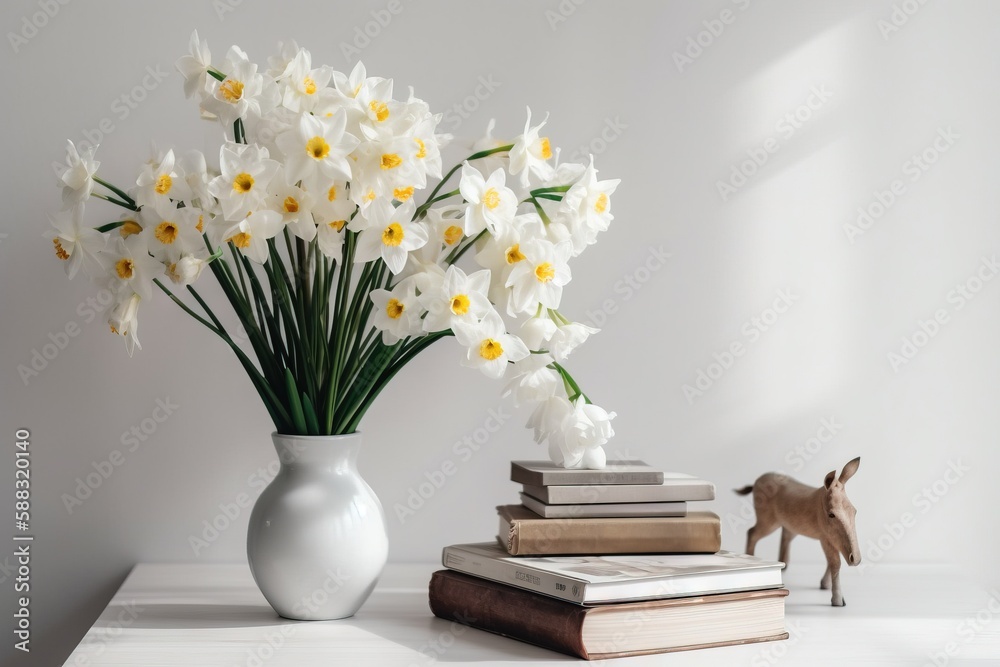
[2,0,999,664]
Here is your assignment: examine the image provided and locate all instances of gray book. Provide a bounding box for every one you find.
[522,473,716,504]
[511,460,664,486]
[520,493,687,518]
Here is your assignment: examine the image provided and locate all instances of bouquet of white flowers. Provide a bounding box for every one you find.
[48,32,620,469]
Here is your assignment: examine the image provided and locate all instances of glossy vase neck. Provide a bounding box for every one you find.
[271,432,362,473]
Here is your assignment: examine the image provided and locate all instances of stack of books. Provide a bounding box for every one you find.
[430,460,789,660]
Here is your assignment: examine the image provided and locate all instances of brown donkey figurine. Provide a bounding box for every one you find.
[735,457,861,606]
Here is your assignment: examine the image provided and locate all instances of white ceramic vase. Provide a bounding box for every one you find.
[246,432,388,620]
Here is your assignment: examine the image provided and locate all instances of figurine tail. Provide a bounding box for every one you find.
[733,484,754,496]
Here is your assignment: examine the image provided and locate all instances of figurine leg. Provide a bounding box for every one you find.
[820,566,831,590]
[745,522,777,556]
[778,528,795,570]
[821,541,844,606]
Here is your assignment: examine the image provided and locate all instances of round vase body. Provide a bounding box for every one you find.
[247,432,388,620]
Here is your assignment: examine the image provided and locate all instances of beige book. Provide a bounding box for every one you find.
[498,504,722,556]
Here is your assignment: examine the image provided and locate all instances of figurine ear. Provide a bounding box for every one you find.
[824,470,837,489]
[839,457,861,484]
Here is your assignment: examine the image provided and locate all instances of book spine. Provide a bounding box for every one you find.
[509,516,721,556]
[443,546,587,603]
[428,571,590,660]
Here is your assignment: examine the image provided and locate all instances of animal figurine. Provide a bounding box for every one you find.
[734,457,861,606]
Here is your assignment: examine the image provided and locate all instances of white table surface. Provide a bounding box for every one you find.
[65,561,1000,666]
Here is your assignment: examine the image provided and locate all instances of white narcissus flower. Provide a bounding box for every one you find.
[58,140,99,205]
[369,280,422,344]
[276,113,358,189]
[105,235,164,300]
[556,398,617,470]
[503,353,560,407]
[519,315,558,350]
[453,309,529,379]
[202,47,279,125]
[175,30,212,99]
[269,180,316,242]
[424,205,466,252]
[280,48,334,113]
[266,39,302,78]
[549,321,599,362]
[504,239,572,315]
[354,199,428,274]
[179,150,214,208]
[45,202,107,279]
[558,155,621,255]
[108,288,142,356]
[207,143,280,221]
[135,149,192,209]
[354,76,403,139]
[221,209,284,263]
[527,395,573,447]
[140,203,203,263]
[509,107,555,187]
[458,162,516,236]
[419,265,493,333]
[312,190,354,259]
[166,254,208,286]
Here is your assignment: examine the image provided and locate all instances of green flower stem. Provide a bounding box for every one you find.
[91,193,138,211]
[551,361,590,404]
[94,177,137,206]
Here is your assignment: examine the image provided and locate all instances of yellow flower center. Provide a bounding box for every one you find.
[196,215,204,233]
[155,221,179,244]
[120,220,142,237]
[364,189,376,202]
[381,153,402,170]
[369,100,389,122]
[327,185,337,201]
[539,137,552,159]
[219,79,244,102]
[154,173,172,195]
[450,294,471,315]
[482,188,501,210]
[381,222,404,246]
[415,138,427,159]
[594,192,609,213]
[303,76,317,95]
[229,232,252,248]
[535,262,555,283]
[443,225,463,246]
[505,244,526,264]
[52,238,69,260]
[386,298,405,319]
[283,196,299,213]
[393,186,414,201]
[479,338,504,361]
[328,220,346,231]
[306,136,330,160]
[115,258,134,280]
[233,172,255,193]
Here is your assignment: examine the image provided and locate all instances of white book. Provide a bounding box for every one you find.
[441,542,784,605]
[519,493,687,518]
[522,472,716,505]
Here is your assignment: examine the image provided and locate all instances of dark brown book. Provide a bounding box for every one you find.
[498,504,721,555]
[428,570,789,660]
